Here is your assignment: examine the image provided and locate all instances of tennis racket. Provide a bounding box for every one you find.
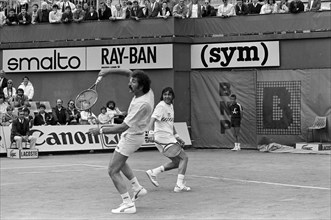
[75,66,122,111]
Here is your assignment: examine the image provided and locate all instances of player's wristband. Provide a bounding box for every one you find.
[148,131,154,135]
[99,128,103,134]
[174,134,180,138]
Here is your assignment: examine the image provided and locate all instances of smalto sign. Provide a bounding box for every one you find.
[191,41,280,69]
[3,48,86,72]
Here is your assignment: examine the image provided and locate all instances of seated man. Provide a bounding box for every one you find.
[85,5,99,21]
[289,0,304,13]
[36,1,50,23]
[217,0,235,17]
[98,2,112,20]
[10,109,37,150]
[18,76,34,101]
[52,99,70,125]
[173,0,188,18]
[12,88,29,108]
[106,100,126,124]
[235,0,249,15]
[18,7,32,25]
[23,107,34,128]
[34,104,52,126]
[1,106,17,126]
[202,0,216,17]
[130,0,145,20]
[61,6,73,23]
[6,8,19,25]
[110,4,126,20]
[73,4,85,23]
[49,4,62,23]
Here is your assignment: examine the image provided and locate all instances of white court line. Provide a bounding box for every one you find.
[0,163,88,170]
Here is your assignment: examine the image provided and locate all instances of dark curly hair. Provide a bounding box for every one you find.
[131,70,151,94]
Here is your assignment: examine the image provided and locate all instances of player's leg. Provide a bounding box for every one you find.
[146,157,180,187]
[174,150,191,192]
[108,151,136,214]
[120,161,147,202]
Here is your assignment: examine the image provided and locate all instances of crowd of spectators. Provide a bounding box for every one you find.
[0,0,326,26]
[0,69,127,128]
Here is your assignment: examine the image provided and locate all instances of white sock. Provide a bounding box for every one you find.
[238,143,241,148]
[152,166,164,175]
[234,143,238,147]
[130,177,142,191]
[176,174,185,186]
[121,192,132,204]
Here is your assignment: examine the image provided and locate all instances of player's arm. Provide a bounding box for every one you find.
[173,126,185,146]
[89,123,129,135]
[240,105,243,120]
[95,68,132,84]
[147,117,157,142]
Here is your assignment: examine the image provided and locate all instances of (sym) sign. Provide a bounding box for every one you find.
[3,48,86,72]
[86,44,173,70]
[191,41,280,69]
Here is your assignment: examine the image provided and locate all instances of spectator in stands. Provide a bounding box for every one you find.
[187,0,202,18]
[37,1,50,23]
[98,106,113,124]
[289,0,304,13]
[122,0,129,13]
[6,8,19,25]
[0,70,7,97]
[306,0,321,11]
[30,4,39,24]
[60,0,76,13]
[217,0,235,17]
[11,108,37,150]
[3,79,16,103]
[18,7,31,25]
[260,0,274,14]
[1,105,17,126]
[173,0,188,18]
[73,4,85,22]
[106,0,117,12]
[61,6,73,23]
[67,99,80,125]
[147,0,161,18]
[235,0,249,15]
[110,4,126,20]
[80,109,97,125]
[0,95,8,115]
[0,6,6,26]
[83,3,90,13]
[158,1,171,18]
[52,99,69,125]
[130,0,144,20]
[23,107,34,128]
[273,0,289,13]
[202,0,216,17]
[99,1,112,20]
[34,103,52,126]
[141,0,150,17]
[49,4,62,23]
[85,5,98,20]
[17,0,29,12]
[125,1,133,18]
[12,88,29,108]
[106,100,126,124]
[248,0,262,14]
[18,76,34,101]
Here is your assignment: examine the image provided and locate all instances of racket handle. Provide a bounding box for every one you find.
[95,76,103,84]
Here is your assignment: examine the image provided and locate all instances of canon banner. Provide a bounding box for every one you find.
[86,44,173,70]
[3,48,86,72]
[0,123,191,153]
[191,41,280,69]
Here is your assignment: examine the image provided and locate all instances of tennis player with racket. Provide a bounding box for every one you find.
[88,68,154,214]
[146,87,191,192]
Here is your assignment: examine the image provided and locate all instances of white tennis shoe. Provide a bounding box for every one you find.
[174,184,191,192]
[146,170,159,187]
[111,202,136,214]
[132,187,147,202]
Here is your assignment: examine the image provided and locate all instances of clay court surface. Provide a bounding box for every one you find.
[1,148,330,220]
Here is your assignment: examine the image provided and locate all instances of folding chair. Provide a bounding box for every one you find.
[307,116,327,143]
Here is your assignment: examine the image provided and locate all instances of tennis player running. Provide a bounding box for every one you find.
[89,69,154,214]
[146,87,191,192]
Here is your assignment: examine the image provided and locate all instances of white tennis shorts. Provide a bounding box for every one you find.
[115,133,144,157]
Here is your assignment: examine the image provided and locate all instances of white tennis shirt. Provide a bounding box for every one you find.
[124,89,154,135]
[152,100,177,143]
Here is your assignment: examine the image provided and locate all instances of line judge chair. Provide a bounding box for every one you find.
[307,116,327,143]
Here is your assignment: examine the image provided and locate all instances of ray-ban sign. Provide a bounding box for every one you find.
[191,41,280,69]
